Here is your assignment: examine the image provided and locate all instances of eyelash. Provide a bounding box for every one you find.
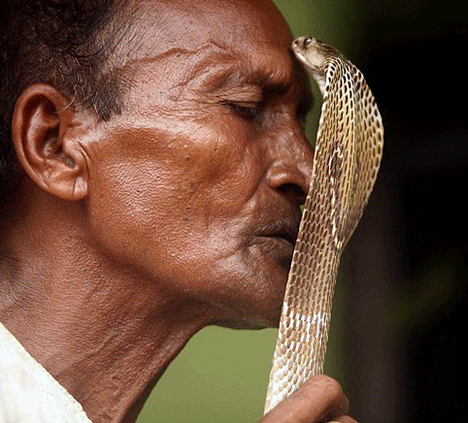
[223,100,311,125]
[224,102,261,120]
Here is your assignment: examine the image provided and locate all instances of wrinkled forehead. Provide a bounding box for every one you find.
[115,0,295,71]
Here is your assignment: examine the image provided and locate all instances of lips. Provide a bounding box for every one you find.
[264,228,297,247]
[253,216,300,249]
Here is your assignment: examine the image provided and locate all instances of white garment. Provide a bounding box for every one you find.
[0,323,91,423]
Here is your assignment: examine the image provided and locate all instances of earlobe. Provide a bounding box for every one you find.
[11,83,89,201]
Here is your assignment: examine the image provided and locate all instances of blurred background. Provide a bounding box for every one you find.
[138,0,467,421]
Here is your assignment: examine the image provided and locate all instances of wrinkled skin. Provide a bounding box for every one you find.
[86,0,314,329]
[0,0,357,422]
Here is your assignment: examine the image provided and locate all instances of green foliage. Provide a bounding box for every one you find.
[138,328,277,423]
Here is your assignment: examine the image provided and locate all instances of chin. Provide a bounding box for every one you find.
[215,317,278,330]
[201,243,291,330]
[213,287,284,330]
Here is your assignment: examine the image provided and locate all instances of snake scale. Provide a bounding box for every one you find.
[264,36,384,413]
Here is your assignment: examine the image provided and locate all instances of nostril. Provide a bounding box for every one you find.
[277,182,308,206]
[266,162,311,206]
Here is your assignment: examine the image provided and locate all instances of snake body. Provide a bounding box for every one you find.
[264,37,384,413]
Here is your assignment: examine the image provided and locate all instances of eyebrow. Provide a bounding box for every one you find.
[206,64,293,93]
[201,60,314,118]
[199,57,309,106]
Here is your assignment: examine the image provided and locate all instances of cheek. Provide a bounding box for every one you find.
[83,124,250,278]
[84,132,195,266]
[83,116,275,320]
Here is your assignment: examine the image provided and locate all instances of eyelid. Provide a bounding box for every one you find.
[223,101,261,119]
[224,100,261,110]
[218,85,263,104]
[218,85,264,119]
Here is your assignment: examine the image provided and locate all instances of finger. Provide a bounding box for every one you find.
[322,395,349,421]
[261,375,348,423]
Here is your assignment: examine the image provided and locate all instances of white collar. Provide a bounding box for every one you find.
[0,322,92,422]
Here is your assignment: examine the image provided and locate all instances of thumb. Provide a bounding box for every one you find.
[260,375,348,423]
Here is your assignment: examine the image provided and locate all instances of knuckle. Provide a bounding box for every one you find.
[313,374,344,400]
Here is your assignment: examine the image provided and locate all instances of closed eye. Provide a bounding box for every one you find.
[222,101,261,119]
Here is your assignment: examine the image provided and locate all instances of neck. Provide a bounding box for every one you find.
[0,188,213,422]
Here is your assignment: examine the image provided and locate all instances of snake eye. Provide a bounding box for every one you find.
[303,36,313,48]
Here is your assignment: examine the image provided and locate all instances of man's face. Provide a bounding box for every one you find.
[84,0,313,328]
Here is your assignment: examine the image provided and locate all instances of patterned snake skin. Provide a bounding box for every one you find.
[264,36,384,413]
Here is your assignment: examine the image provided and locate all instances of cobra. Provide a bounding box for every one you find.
[264,36,384,413]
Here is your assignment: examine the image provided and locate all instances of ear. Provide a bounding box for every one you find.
[11,83,91,201]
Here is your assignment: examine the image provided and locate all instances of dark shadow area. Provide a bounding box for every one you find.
[341,9,467,421]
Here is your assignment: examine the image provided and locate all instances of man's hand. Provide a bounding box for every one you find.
[260,375,357,423]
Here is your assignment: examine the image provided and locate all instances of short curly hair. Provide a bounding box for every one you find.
[0,0,122,200]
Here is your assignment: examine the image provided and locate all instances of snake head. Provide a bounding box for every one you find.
[292,36,342,96]
[292,36,328,74]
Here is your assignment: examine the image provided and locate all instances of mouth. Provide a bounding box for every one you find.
[264,231,297,248]
[253,218,300,251]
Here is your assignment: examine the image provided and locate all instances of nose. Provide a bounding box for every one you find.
[265,128,314,206]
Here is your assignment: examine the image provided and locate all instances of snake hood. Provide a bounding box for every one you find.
[265,35,384,413]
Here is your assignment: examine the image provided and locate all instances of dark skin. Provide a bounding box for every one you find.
[0,0,357,422]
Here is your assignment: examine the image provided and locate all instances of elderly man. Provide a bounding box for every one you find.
[0,0,357,421]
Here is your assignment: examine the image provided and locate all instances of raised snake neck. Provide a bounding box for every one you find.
[264,36,384,413]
